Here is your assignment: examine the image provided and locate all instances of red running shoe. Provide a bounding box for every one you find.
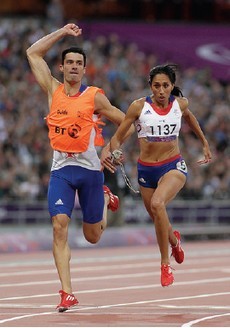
[56,290,78,312]
[161,264,174,287]
[171,230,184,264]
[103,185,119,212]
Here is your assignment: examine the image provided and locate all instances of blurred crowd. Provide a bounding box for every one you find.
[0,18,229,202]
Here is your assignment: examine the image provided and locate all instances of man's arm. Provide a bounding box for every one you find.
[95,91,136,172]
[26,24,82,96]
[94,91,135,141]
[100,99,141,173]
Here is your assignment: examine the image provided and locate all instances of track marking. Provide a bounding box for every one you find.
[0,312,54,325]
[0,262,156,278]
[0,272,230,289]
[0,292,230,324]
[0,304,54,308]
[1,247,230,268]
[0,259,230,278]
[160,305,230,310]
[182,313,230,327]
[0,253,156,268]
[0,279,230,302]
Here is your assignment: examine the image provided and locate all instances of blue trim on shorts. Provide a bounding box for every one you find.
[48,165,104,223]
[137,155,187,189]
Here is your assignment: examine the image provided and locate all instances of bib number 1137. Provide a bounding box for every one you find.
[150,124,176,136]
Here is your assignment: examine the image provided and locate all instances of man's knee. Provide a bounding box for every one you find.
[83,222,103,244]
[52,214,69,241]
[84,233,100,244]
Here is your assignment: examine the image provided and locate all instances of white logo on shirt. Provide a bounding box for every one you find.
[144,110,152,115]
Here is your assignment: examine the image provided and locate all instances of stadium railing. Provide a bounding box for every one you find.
[0,199,229,229]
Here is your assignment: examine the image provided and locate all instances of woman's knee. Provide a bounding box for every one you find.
[151,197,165,215]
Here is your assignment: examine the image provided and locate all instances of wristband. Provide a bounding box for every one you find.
[111,149,123,161]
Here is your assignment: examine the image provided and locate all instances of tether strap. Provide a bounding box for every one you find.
[119,163,140,194]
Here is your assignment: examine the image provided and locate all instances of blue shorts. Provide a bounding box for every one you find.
[48,166,104,223]
[137,154,187,189]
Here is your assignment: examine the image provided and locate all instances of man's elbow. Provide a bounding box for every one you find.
[26,46,39,60]
[26,47,33,60]
[26,44,32,54]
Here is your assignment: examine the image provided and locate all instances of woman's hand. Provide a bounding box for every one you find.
[100,146,123,173]
[197,142,212,165]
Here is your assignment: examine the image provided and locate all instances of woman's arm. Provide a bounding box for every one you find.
[180,98,212,164]
[101,99,142,172]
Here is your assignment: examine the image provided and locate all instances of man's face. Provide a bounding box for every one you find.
[60,52,85,85]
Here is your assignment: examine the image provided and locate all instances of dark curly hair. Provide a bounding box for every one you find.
[149,64,183,97]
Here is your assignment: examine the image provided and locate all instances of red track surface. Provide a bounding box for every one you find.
[0,240,230,327]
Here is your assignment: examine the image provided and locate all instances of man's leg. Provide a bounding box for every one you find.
[52,213,72,294]
[82,185,119,243]
[48,167,79,311]
[52,213,79,312]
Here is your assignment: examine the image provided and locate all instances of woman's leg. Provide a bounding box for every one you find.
[150,170,186,265]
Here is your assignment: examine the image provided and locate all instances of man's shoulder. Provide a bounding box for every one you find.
[88,85,105,94]
[52,80,63,94]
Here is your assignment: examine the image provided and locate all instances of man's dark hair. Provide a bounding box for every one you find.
[61,47,86,66]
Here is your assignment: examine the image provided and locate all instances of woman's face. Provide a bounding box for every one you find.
[150,73,174,106]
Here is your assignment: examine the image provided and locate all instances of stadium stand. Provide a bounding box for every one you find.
[0,2,229,236]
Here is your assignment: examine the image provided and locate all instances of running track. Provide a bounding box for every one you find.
[0,240,229,327]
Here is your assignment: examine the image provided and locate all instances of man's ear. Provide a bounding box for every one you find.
[59,64,64,72]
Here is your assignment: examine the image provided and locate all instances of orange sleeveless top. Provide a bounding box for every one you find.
[46,84,105,152]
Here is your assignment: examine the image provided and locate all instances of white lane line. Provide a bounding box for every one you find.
[0,262,229,278]
[0,271,153,288]
[0,304,54,308]
[160,305,230,310]
[1,302,230,311]
[0,247,230,268]
[0,253,156,268]
[0,270,230,289]
[0,281,229,302]
[0,292,230,325]
[0,312,54,325]
[181,312,230,327]
[0,262,156,278]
